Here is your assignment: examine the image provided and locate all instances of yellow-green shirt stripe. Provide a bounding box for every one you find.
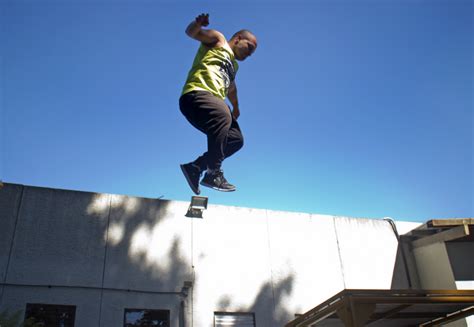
[182,42,239,100]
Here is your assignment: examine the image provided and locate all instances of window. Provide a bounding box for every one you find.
[214,312,255,327]
[124,309,170,327]
[24,303,76,327]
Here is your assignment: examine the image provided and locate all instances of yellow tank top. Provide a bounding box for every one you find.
[182,42,239,100]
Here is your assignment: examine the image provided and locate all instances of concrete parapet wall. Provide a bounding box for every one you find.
[0,183,421,326]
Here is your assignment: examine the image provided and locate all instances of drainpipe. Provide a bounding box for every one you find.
[180,281,193,327]
[384,218,413,288]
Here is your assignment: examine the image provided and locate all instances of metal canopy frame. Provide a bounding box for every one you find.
[285,289,474,327]
[404,218,474,247]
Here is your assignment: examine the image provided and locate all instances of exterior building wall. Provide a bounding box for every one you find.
[413,242,458,290]
[6,186,109,287]
[0,183,425,326]
[0,183,23,301]
[448,242,474,327]
[1,286,102,327]
[411,241,472,327]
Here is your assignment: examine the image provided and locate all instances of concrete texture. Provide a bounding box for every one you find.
[413,242,457,290]
[334,217,400,289]
[192,205,276,327]
[266,211,343,316]
[99,290,182,327]
[0,184,23,298]
[446,242,474,281]
[6,183,465,327]
[5,186,109,287]
[102,195,192,293]
[1,285,102,327]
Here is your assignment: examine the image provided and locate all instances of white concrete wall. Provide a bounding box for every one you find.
[100,195,193,293]
[6,186,109,287]
[0,184,23,300]
[1,286,102,327]
[0,183,423,327]
[334,217,400,289]
[413,242,458,290]
[412,241,472,327]
[99,291,182,327]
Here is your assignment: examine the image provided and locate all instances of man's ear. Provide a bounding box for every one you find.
[234,34,242,44]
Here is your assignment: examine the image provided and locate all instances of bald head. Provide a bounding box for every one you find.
[232,29,257,41]
[229,29,258,61]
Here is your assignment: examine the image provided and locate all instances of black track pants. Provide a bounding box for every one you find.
[179,91,244,171]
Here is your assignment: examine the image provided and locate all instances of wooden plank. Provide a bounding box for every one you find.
[428,218,474,227]
[412,225,470,248]
[420,306,474,327]
[366,304,412,325]
[287,301,344,327]
[284,290,474,327]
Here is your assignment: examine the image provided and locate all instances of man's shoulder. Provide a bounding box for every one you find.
[200,29,227,48]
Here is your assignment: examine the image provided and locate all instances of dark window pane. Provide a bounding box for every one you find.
[214,312,255,327]
[124,309,170,327]
[25,303,76,327]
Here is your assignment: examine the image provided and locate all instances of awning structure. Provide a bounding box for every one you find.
[285,289,474,327]
[403,218,474,247]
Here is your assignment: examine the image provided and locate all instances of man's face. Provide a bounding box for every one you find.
[233,35,257,61]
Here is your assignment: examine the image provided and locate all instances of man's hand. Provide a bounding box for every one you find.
[185,13,225,47]
[232,106,240,120]
[228,81,240,119]
[195,13,209,27]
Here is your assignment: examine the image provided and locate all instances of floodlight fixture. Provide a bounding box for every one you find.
[186,196,208,218]
[181,280,194,297]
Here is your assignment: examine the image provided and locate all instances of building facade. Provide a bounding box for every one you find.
[0,183,471,326]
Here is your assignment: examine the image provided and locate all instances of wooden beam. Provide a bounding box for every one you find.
[412,224,470,248]
[420,306,474,327]
[428,218,474,227]
[284,290,474,327]
[366,304,411,325]
[410,229,438,236]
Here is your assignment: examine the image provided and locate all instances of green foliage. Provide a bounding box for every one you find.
[0,310,42,327]
[0,309,22,327]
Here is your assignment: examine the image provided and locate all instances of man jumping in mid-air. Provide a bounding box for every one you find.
[179,13,258,194]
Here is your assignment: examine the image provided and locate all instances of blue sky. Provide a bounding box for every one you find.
[2,0,472,222]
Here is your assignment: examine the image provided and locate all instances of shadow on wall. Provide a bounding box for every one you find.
[390,240,419,289]
[249,275,295,326]
[217,274,295,326]
[1,184,191,294]
[87,193,191,291]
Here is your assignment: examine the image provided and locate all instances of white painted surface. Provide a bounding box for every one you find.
[6,187,109,287]
[103,196,193,292]
[266,211,344,315]
[334,217,399,289]
[192,205,273,327]
[0,184,22,283]
[1,184,462,327]
[394,220,422,235]
[99,291,182,327]
[413,242,457,289]
[1,285,102,327]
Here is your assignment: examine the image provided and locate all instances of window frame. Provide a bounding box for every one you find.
[24,303,77,327]
[123,308,171,327]
[213,311,256,327]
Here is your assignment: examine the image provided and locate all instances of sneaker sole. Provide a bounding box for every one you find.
[200,181,236,192]
[180,165,200,195]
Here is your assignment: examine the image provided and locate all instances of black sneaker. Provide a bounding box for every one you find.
[200,170,236,192]
[180,163,202,195]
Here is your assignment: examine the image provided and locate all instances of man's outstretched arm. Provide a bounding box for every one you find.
[185,13,226,47]
[228,81,240,119]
